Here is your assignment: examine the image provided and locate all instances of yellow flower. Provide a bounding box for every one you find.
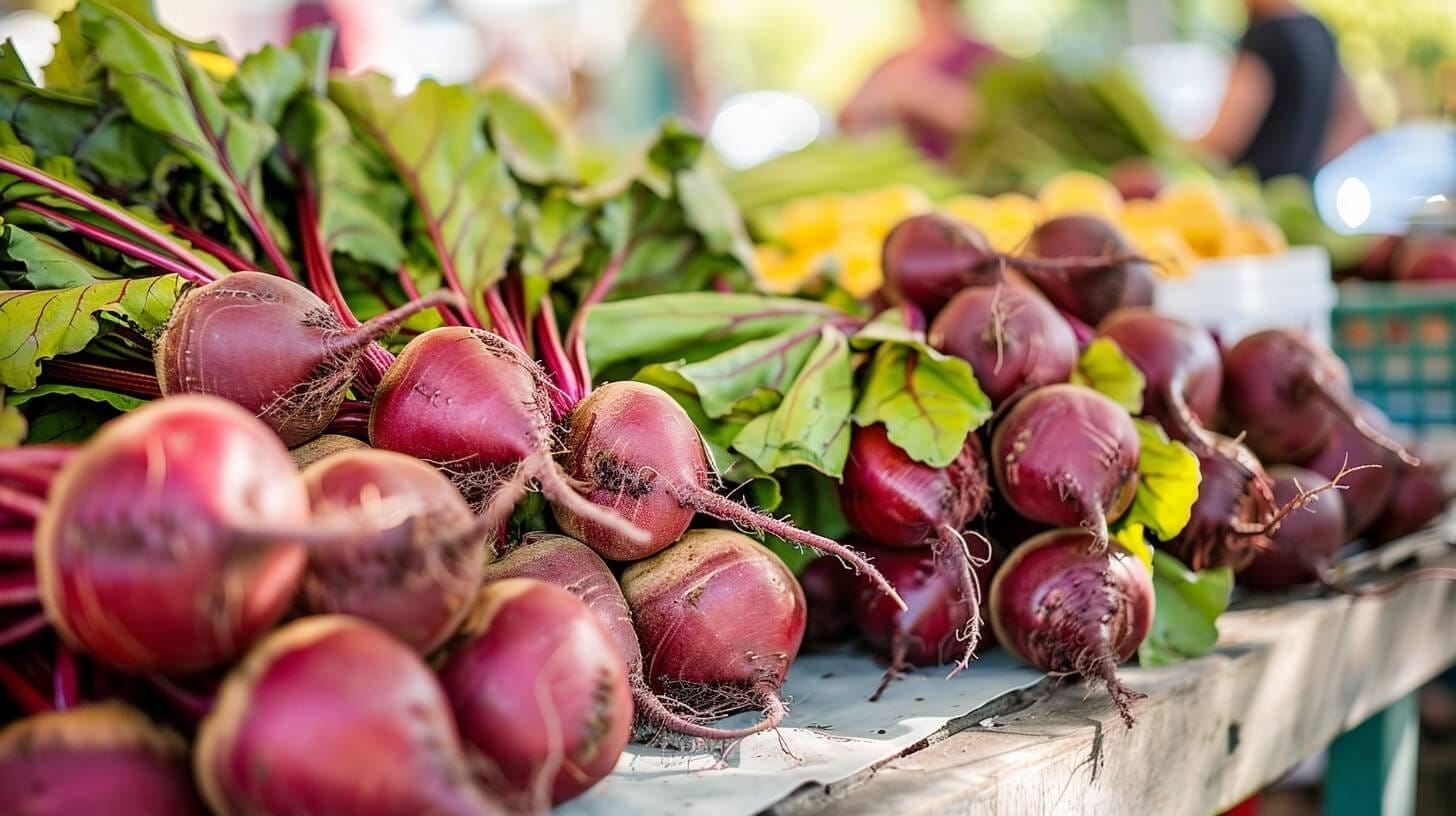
[840,184,931,242]
[775,195,842,251]
[754,245,826,294]
[1157,182,1233,258]
[1038,170,1124,221]
[981,193,1042,253]
[1220,217,1288,257]
[188,50,238,80]
[1124,225,1198,279]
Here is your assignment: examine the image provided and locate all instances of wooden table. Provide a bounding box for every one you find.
[772,531,1456,816]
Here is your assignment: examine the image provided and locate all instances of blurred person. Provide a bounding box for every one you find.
[838,0,998,161]
[1195,0,1370,180]
[584,0,710,140]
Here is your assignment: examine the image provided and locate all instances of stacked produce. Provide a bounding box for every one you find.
[0,4,1451,814]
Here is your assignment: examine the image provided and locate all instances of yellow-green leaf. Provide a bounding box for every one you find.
[1072,337,1145,414]
[1125,418,1201,541]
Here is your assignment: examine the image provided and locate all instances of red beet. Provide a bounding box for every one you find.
[1394,233,1456,281]
[1097,309,1222,438]
[852,539,997,699]
[156,272,452,446]
[1222,329,1417,466]
[1369,458,1448,546]
[881,213,1001,317]
[839,424,990,549]
[195,616,500,816]
[1298,402,1398,539]
[483,533,784,741]
[288,434,368,469]
[438,579,632,808]
[928,284,1079,405]
[558,381,903,606]
[1018,216,1154,327]
[1238,466,1347,590]
[991,384,1141,548]
[990,529,1154,726]
[1165,432,1278,571]
[368,326,647,547]
[620,530,806,738]
[300,449,493,653]
[800,555,857,651]
[35,396,308,673]
[0,703,201,815]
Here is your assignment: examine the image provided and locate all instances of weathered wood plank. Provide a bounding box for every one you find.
[773,550,1456,816]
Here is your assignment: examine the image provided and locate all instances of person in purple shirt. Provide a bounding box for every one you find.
[839,0,998,161]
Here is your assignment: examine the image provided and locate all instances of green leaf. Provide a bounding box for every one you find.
[1072,337,1145,414]
[676,328,824,419]
[732,327,853,477]
[1139,550,1232,667]
[1110,520,1154,570]
[2,225,122,288]
[282,95,407,271]
[483,86,571,185]
[81,1,286,255]
[853,342,991,468]
[6,382,147,412]
[1124,418,1201,542]
[584,292,849,375]
[519,191,593,282]
[677,164,756,271]
[224,43,306,126]
[0,274,184,389]
[331,74,521,306]
[0,385,24,446]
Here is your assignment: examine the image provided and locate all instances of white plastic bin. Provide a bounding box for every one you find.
[1152,245,1335,345]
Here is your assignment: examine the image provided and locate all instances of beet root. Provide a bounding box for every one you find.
[852,539,997,700]
[1165,432,1278,571]
[439,579,632,808]
[621,529,807,739]
[0,703,201,815]
[1097,308,1222,437]
[195,616,501,816]
[1298,401,1399,539]
[928,284,1079,405]
[1369,458,1449,546]
[1017,216,1154,327]
[156,272,455,446]
[483,533,792,742]
[559,380,904,607]
[990,529,1154,726]
[1238,466,1348,590]
[300,448,493,653]
[369,326,647,548]
[1222,329,1417,466]
[35,396,308,673]
[991,384,1140,548]
[839,423,990,549]
[880,213,1001,317]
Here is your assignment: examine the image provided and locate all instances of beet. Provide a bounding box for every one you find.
[1165,432,1278,571]
[839,424,990,548]
[195,616,500,816]
[928,284,1079,405]
[35,396,308,673]
[989,529,1154,726]
[558,381,902,606]
[852,540,997,700]
[1298,402,1398,539]
[880,213,1001,317]
[800,555,857,651]
[438,579,631,808]
[0,703,201,815]
[483,532,784,741]
[620,530,806,738]
[1369,459,1448,546]
[1097,308,1222,438]
[156,272,452,446]
[288,434,368,469]
[1222,329,1417,466]
[300,449,492,653]
[1238,466,1348,591]
[368,326,647,547]
[991,384,1140,548]
[1017,216,1154,327]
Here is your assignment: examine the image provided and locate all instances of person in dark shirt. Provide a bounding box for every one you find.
[1196,0,1370,180]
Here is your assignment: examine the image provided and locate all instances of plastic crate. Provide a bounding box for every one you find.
[1154,246,1336,346]
[1332,282,1456,429]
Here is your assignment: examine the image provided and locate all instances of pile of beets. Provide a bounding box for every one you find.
[0,210,1446,815]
